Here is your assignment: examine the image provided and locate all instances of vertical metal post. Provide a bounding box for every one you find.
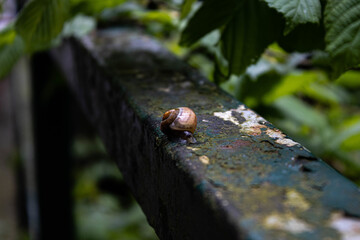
[30,52,74,240]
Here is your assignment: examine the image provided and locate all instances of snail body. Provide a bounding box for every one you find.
[161,107,197,143]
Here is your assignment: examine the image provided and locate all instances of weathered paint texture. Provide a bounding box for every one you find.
[53,29,360,240]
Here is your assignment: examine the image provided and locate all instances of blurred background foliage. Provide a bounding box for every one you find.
[1,0,360,239]
[72,134,158,240]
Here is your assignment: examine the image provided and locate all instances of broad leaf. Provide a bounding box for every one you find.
[335,70,360,88]
[263,71,318,104]
[236,71,282,107]
[15,0,69,52]
[0,26,16,46]
[325,0,360,77]
[341,134,360,151]
[0,34,25,79]
[263,0,322,34]
[70,0,126,16]
[135,11,174,26]
[274,95,328,129]
[332,118,360,150]
[304,82,349,105]
[220,0,284,75]
[180,0,241,46]
[278,22,325,52]
[61,15,96,38]
[180,0,196,19]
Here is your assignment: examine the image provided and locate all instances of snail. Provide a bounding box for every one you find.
[161,107,197,143]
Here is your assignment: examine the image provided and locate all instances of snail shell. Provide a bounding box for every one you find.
[161,107,197,143]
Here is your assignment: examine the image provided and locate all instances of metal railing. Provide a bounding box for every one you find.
[46,29,360,239]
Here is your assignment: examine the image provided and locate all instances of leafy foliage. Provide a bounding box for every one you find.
[325,0,360,77]
[61,15,96,38]
[0,26,16,46]
[0,29,24,79]
[179,0,240,46]
[180,0,196,19]
[278,23,325,52]
[263,0,322,33]
[0,0,128,79]
[180,0,360,79]
[70,0,126,16]
[15,0,70,51]
[220,0,283,76]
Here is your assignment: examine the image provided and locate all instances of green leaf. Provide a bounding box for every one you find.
[263,71,319,104]
[61,15,96,38]
[135,10,174,26]
[15,0,69,52]
[303,81,349,105]
[0,34,25,79]
[70,0,126,16]
[237,71,282,107]
[263,0,322,34]
[180,0,196,19]
[335,70,360,88]
[179,0,241,46]
[333,118,360,150]
[278,22,325,52]
[220,0,284,75]
[0,26,16,46]
[273,95,328,129]
[325,0,360,77]
[341,134,360,151]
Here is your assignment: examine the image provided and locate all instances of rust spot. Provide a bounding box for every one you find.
[219,140,251,149]
[249,126,264,136]
[220,145,233,149]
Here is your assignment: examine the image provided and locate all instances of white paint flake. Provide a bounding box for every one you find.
[213,105,300,146]
[213,106,243,126]
[187,147,200,151]
[264,213,313,234]
[265,129,299,147]
[330,212,360,240]
[213,105,266,136]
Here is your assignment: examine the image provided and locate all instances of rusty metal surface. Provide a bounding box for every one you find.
[53,29,360,240]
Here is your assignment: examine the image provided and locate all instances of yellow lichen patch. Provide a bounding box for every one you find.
[239,183,284,213]
[284,189,310,211]
[199,155,210,164]
[330,212,360,240]
[264,213,313,234]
